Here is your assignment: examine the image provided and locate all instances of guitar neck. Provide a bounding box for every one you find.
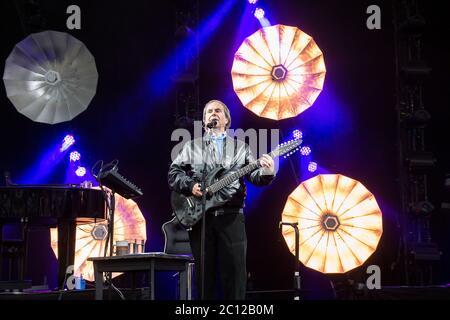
[208,150,275,194]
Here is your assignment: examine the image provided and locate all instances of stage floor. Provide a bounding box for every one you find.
[0,286,449,300]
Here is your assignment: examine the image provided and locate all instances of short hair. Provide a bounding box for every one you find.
[203,100,231,129]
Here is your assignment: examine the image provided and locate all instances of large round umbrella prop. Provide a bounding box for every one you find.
[50,193,147,281]
[231,24,326,120]
[281,174,383,274]
[3,30,98,124]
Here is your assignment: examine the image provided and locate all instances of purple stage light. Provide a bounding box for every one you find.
[248,0,258,4]
[254,8,265,20]
[75,166,86,177]
[70,151,81,162]
[60,135,75,152]
[308,162,317,172]
[300,146,312,156]
[293,129,303,140]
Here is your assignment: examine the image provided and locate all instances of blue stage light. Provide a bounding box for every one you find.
[70,151,81,162]
[308,162,318,172]
[60,135,75,152]
[75,166,86,177]
[293,129,303,140]
[300,146,312,156]
[254,8,265,20]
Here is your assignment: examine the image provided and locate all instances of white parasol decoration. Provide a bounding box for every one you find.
[3,30,98,124]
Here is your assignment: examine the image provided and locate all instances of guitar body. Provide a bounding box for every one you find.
[170,138,301,229]
[171,167,227,229]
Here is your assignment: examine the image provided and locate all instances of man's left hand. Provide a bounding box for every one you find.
[259,154,275,175]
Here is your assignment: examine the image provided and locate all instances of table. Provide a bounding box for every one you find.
[88,253,194,300]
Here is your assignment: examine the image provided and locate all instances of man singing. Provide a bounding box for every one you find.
[168,100,275,299]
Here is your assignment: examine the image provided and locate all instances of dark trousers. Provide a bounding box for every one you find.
[189,212,247,300]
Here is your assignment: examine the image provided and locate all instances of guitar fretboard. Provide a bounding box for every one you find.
[207,150,276,194]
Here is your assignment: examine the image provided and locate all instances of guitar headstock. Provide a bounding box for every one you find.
[270,138,302,158]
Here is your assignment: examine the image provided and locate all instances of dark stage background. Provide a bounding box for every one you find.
[0,0,449,298]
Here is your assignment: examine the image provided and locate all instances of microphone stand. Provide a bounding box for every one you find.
[99,187,116,300]
[100,187,116,258]
[279,222,301,300]
[199,131,211,300]
[108,191,116,257]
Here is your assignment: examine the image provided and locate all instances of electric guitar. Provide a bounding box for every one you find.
[170,139,302,228]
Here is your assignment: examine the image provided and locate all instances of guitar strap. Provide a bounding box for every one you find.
[223,136,237,165]
[211,135,235,168]
[219,136,226,167]
[221,134,238,166]
[204,135,221,168]
[206,135,238,169]
[212,138,221,167]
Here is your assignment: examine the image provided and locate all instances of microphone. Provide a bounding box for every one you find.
[206,119,218,129]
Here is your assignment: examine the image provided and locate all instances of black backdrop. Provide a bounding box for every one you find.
[0,0,448,297]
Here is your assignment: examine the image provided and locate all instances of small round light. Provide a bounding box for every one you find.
[70,151,81,162]
[308,162,317,172]
[60,135,75,152]
[254,8,265,19]
[293,130,303,140]
[300,146,312,156]
[76,166,86,177]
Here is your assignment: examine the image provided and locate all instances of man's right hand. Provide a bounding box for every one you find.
[192,183,203,197]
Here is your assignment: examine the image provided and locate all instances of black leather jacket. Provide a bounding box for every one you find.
[168,135,275,209]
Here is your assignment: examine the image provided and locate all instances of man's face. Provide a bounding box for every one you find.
[204,102,228,131]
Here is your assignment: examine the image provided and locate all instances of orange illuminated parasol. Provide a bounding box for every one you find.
[281,174,383,274]
[231,24,326,120]
[50,193,147,281]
